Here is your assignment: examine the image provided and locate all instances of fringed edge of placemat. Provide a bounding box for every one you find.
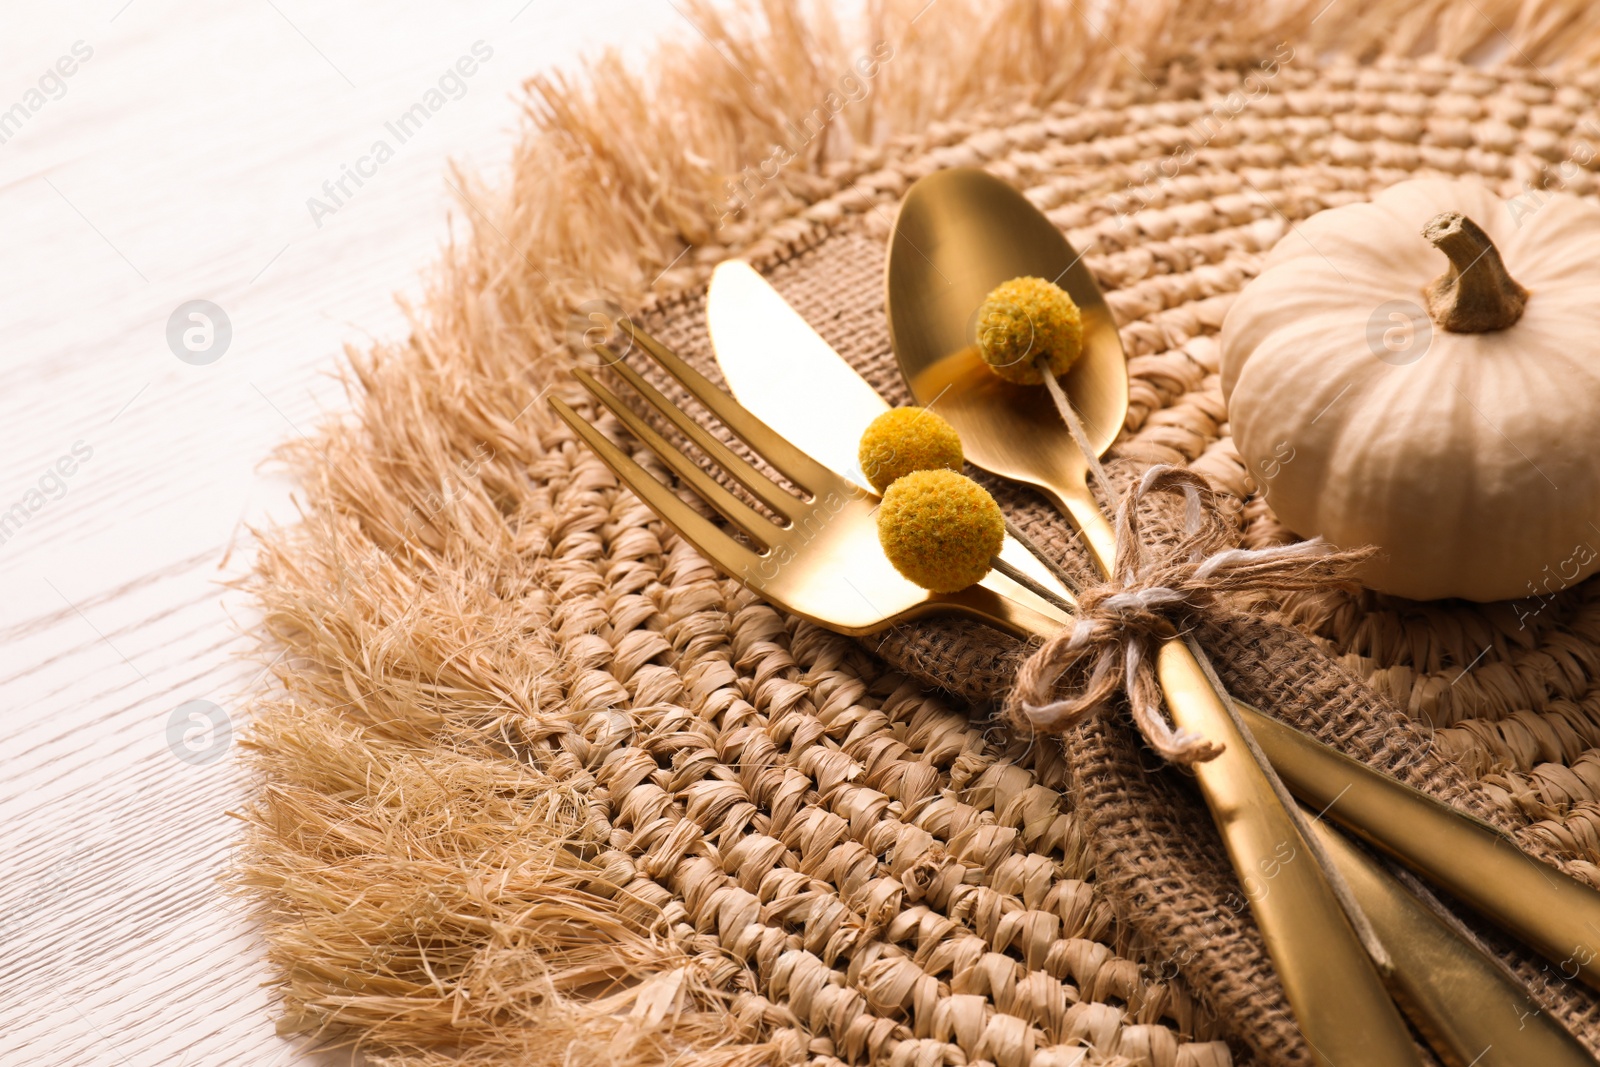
[230,0,1600,1063]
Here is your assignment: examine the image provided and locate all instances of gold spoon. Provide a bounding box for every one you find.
[884,168,1127,564]
[885,166,1421,1064]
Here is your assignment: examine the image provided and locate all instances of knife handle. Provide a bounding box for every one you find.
[1156,641,1423,1065]
[1242,702,1600,993]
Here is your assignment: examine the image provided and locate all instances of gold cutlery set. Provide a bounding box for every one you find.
[551,167,1600,1064]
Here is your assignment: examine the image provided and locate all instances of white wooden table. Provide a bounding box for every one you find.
[0,3,681,1063]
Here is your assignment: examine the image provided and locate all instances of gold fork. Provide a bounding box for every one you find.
[549,324,1069,643]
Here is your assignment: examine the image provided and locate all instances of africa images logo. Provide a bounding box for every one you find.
[0,441,94,548]
[306,41,494,228]
[0,41,93,148]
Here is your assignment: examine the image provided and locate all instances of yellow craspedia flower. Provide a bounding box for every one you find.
[857,406,964,493]
[877,469,1004,593]
[976,276,1084,385]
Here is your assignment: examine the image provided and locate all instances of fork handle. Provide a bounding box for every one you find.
[996,510,1600,1056]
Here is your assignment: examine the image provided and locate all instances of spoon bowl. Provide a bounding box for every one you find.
[886,167,1127,564]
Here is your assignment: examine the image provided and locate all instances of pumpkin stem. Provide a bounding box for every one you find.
[1422,211,1529,333]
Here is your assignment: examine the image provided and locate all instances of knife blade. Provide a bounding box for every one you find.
[707,260,890,492]
[707,259,1078,606]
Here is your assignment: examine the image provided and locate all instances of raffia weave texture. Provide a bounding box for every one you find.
[642,214,1600,1062]
[621,52,1600,1061]
[237,6,1600,1066]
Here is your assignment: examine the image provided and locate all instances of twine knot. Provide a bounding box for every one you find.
[1007,465,1373,764]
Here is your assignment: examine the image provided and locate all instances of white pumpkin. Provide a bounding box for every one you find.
[1221,178,1600,602]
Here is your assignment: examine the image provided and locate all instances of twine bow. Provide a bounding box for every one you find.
[1007,465,1373,764]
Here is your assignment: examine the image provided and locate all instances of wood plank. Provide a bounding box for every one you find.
[0,3,683,1063]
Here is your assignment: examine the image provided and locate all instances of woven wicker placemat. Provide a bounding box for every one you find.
[639,217,1600,1064]
[234,3,1600,1065]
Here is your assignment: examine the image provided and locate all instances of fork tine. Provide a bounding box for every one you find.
[571,367,778,548]
[549,396,764,580]
[617,319,845,499]
[600,353,808,525]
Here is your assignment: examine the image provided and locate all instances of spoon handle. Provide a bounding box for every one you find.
[1046,474,1120,576]
[988,543,1600,1002]
[1045,477,1421,1063]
